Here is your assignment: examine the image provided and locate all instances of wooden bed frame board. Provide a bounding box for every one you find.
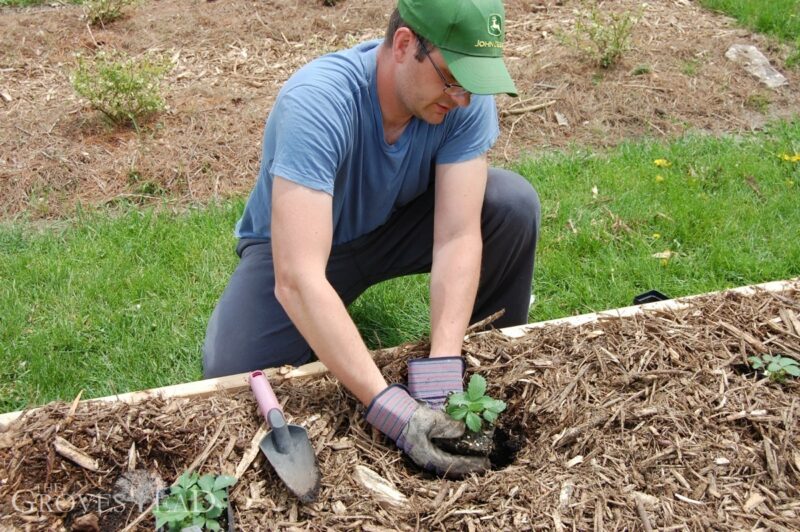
[2,278,796,427]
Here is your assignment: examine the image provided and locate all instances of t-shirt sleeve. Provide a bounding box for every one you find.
[269,85,350,195]
[435,95,500,165]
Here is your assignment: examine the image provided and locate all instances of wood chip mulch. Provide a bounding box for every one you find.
[1,281,799,530]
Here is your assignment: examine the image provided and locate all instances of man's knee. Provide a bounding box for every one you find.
[202,316,312,379]
[484,168,541,235]
[202,306,233,378]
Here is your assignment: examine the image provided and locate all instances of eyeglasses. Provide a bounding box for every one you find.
[417,39,470,99]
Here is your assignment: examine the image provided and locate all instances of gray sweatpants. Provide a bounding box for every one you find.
[202,168,540,378]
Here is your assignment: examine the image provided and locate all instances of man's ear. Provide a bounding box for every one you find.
[391,27,416,63]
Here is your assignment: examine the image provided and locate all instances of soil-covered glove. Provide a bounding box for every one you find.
[365,385,489,478]
[407,357,464,410]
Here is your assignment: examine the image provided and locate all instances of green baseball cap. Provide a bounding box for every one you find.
[397,0,517,97]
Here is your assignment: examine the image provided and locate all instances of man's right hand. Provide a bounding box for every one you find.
[365,385,490,479]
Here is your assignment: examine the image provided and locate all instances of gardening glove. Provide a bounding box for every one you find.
[365,384,490,479]
[407,356,464,410]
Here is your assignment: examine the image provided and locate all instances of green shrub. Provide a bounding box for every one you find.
[560,1,641,68]
[85,0,138,25]
[70,51,171,129]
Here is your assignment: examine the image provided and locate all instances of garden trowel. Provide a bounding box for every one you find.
[249,370,321,502]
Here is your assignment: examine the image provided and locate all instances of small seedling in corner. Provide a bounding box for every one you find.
[153,471,236,531]
[71,51,171,130]
[558,0,640,68]
[748,354,800,383]
[446,374,506,433]
[85,0,139,26]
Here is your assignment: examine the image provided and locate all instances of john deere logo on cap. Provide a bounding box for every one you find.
[487,14,503,37]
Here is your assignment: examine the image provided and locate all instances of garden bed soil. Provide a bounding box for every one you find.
[2,0,800,218]
[1,280,799,530]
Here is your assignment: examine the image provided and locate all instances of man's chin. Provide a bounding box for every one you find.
[418,111,447,126]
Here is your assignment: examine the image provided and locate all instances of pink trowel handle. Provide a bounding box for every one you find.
[249,370,282,423]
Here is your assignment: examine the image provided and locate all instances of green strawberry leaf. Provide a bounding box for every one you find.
[465,412,483,433]
[206,518,222,531]
[177,471,198,489]
[467,374,487,402]
[447,392,470,408]
[468,401,484,412]
[212,489,227,506]
[160,498,184,513]
[785,364,800,376]
[485,399,507,413]
[449,405,469,421]
[152,510,169,529]
[213,475,237,491]
[483,410,498,423]
[197,474,214,493]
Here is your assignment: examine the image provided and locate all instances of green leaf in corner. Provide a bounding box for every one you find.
[213,475,237,491]
[197,474,215,493]
[466,374,487,401]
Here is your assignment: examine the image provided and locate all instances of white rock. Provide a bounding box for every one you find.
[725,44,788,89]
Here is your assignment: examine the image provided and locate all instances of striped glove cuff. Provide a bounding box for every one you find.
[365,385,419,443]
[407,356,464,410]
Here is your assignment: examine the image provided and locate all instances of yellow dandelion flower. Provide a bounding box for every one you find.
[655,174,665,183]
[780,153,800,162]
[654,159,672,168]
[652,233,661,239]
[660,258,669,266]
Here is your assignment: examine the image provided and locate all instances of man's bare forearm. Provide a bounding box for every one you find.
[428,232,482,357]
[275,275,387,406]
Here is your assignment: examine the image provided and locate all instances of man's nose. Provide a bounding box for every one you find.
[449,92,471,107]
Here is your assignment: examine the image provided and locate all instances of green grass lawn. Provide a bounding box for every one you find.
[2,0,800,412]
[699,0,800,40]
[3,122,799,412]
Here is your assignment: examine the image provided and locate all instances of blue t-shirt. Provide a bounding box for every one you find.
[235,39,499,245]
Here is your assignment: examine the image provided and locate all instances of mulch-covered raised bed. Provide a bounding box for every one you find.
[2,281,799,530]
